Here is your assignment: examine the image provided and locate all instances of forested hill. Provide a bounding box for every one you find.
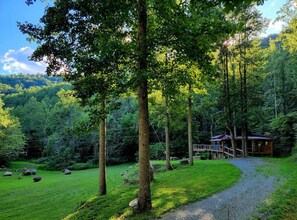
[0,74,63,95]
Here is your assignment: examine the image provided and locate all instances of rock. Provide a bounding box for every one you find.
[33,176,42,182]
[129,198,139,213]
[179,159,189,165]
[170,157,179,160]
[3,172,12,176]
[23,169,33,176]
[30,169,37,175]
[64,169,71,175]
[129,198,138,207]
[193,156,201,160]
[149,164,154,182]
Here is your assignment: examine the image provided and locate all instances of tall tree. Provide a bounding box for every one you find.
[0,99,25,165]
[19,0,130,195]
[137,0,152,211]
[21,0,265,212]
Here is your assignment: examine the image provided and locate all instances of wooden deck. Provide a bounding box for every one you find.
[193,144,244,158]
[193,144,222,152]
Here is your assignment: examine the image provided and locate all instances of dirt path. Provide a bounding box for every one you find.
[161,158,278,220]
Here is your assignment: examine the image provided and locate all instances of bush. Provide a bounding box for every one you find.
[121,164,139,185]
[68,162,96,170]
[29,157,48,164]
[150,142,165,160]
[121,163,154,185]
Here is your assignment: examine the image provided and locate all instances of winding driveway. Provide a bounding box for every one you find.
[161,158,278,220]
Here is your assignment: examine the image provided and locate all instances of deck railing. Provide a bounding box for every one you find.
[193,144,222,152]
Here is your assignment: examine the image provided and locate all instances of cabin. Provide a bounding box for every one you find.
[193,134,273,159]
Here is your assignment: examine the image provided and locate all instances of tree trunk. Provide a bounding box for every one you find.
[273,74,278,118]
[99,99,106,196]
[165,96,172,170]
[137,0,152,211]
[188,84,193,166]
[243,43,248,157]
[241,128,245,156]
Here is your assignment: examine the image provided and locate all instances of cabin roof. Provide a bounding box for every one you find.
[211,134,272,142]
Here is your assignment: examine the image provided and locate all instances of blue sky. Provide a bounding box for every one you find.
[0,0,288,75]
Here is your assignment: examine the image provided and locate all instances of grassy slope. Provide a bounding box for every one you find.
[0,162,131,220]
[66,160,240,220]
[257,158,297,220]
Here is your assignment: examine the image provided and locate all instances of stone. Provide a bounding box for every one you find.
[23,169,33,176]
[30,169,37,175]
[129,198,139,213]
[179,159,189,165]
[64,169,71,175]
[129,198,138,207]
[170,157,179,160]
[149,164,154,182]
[33,176,42,182]
[3,172,12,176]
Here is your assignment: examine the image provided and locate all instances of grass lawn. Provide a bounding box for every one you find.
[65,160,240,220]
[0,161,131,220]
[257,158,297,220]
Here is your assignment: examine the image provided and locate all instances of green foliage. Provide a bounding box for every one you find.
[121,164,139,185]
[270,112,297,155]
[0,74,63,95]
[68,162,96,170]
[149,142,165,160]
[0,99,25,164]
[65,160,240,220]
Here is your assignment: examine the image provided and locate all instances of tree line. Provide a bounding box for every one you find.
[1,0,296,212]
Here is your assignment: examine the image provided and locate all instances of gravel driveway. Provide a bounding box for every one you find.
[161,158,278,220]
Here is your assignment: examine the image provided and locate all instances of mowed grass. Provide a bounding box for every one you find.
[0,162,131,220]
[66,160,240,220]
[257,158,297,220]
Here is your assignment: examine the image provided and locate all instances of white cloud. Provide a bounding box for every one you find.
[0,47,47,74]
[268,20,285,33]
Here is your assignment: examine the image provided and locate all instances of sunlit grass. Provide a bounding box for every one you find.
[0,161,131,220]
[257,158,297,220]
[66,160,240,220]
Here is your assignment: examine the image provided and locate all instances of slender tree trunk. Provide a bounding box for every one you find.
[165,96,172,170]
[241,128,245,156]
[221,45,236,157]
[137,0,152,211]
[210,117,214,138]
[273,74,278,118]
[230,130,237,158]
[280,62,287,115]
[99,99,106,196]
[188,84,193,166]
[243,43,248,157]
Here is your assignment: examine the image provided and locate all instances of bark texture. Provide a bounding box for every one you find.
[137,0,152,211]
[165,96,172,170]
[188,84,193,166]
[99,99,106,196]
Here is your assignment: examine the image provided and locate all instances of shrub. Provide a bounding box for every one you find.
[149,142,165,160]
[29,157,48,164]
[68,162,96,170]
[121,163,154,185]
[121,164,139,185]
